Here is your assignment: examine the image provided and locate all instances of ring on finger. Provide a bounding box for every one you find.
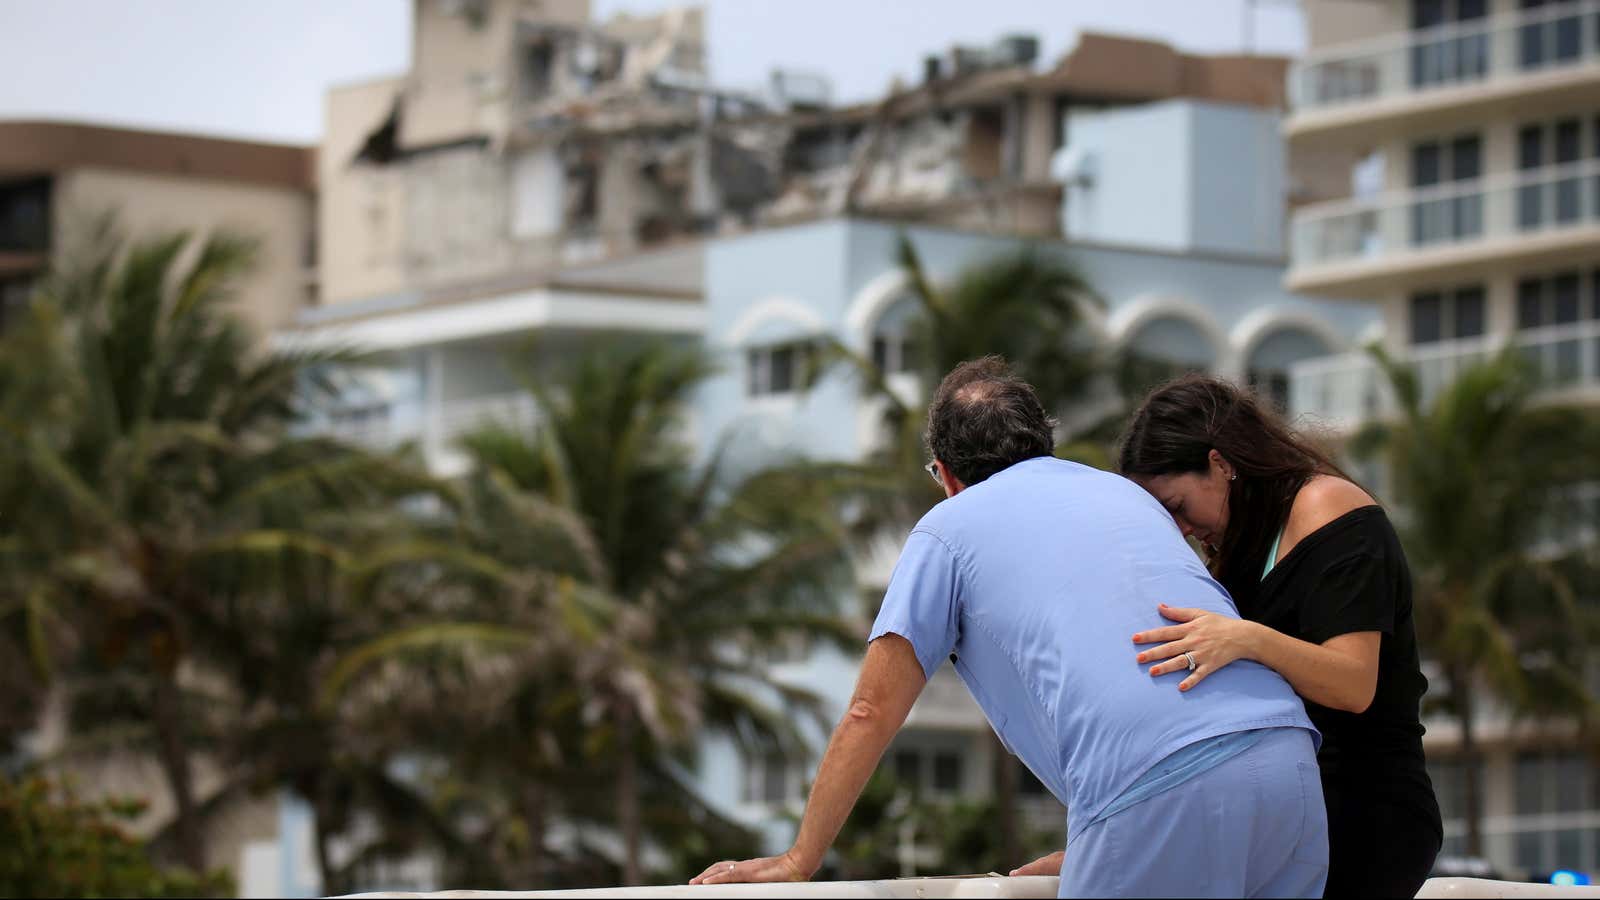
[1182,650,1197,672]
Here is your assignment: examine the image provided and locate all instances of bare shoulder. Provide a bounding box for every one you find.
[1289,475,1378,533]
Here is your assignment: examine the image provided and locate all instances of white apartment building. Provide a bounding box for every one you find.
[1284,0,1600,879]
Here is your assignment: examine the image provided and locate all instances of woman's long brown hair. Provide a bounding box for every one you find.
[1116,374,1358,605]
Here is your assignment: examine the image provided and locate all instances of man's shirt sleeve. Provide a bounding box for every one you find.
[867,529,962,680]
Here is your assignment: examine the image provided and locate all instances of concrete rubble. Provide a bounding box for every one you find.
[319,0,1292,308]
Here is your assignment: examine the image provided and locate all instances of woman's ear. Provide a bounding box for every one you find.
[1208,448,1233,480]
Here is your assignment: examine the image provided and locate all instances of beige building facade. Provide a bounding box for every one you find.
[0,120,317,338]
[1285,0,1600,879]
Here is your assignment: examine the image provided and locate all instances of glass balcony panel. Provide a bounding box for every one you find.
[1291,1,1600,115]
[1292,160,1600,269]
[1288,322,1600,424]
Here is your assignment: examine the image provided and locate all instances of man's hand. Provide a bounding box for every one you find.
[1009,849,1064,877]
[689,851,810,885]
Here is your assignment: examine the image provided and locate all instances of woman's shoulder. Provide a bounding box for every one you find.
[1282,475,1380,550]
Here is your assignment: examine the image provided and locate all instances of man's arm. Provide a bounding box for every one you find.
[689,633,927,884]
[790,633,927,873]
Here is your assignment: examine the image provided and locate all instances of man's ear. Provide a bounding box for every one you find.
[938,461,965,497]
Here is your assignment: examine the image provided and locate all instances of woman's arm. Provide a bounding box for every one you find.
[1133,608,1380,712]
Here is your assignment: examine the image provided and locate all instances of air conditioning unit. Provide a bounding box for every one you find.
[993,34,1040,68]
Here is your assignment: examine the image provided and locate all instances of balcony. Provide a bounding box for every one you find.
[1288,319,1600,429]
[1288,159,1600,295]
[1287,1,1600,143]
[321,391,541,469]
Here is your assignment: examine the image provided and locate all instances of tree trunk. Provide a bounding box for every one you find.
[150,672,204,872]
[1451,665,1484,859]
[524,779,549,886]
[989,730,1020,866]
[617,708,642,886]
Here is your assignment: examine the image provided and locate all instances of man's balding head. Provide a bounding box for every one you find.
[926,356,1056,487]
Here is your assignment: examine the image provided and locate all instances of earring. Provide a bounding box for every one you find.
[1229,473,1237,481]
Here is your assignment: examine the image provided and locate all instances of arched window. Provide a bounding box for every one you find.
[1121,315,1217,394]
[1245,327,1333,412]
[870,295,921,375]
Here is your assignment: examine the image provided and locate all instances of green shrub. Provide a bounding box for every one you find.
[0,775,233,898]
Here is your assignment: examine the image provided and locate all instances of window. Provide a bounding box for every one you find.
[0,178,50,253]
[1410,0,1489,89]
[932,751,964,794]
[1428,758,1468,823]
[871,333,918,375]
[1409,286,1485,345]
[746,340,815,397]
[329,402,390,428]
[890,743,971,797]
[1508,750,1600,875]
[871,296,923,376]
[1517,116,1593,231]
[1518,0,1585,71]
[1411,136,1482,246]
[742,751,804,807]
[520,38,555,101]
[893,749,922,787]
[0,277,33,334]
[1245,327,1334,413]
[1516,265,1593,381]
[1120,315,1217,395]
[1518,269,1600,330]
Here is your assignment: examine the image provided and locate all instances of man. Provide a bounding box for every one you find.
[692,357,1328,897]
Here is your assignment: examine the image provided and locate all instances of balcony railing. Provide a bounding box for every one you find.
[1291,159,1600,270]
[1288,320,1600,426]
[436,392,541,445]
[1289,0,1600,114]
[321,391,542,454]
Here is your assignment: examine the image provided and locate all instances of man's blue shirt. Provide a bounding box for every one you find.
[868,457,1317,842]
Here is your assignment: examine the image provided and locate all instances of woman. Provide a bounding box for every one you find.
[1116,374,1440,898]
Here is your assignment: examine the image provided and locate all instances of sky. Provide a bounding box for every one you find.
[0,0,1306,146]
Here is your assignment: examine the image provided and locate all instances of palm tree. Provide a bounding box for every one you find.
[817,233,1111,531]
[325,339,860,886]
[1350,345,1600,857]
[0,288,73,765]
[0,218,425,872]
[813,234,1107,864]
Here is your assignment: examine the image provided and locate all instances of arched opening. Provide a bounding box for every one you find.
[870,295,921,375]
[1120,315,1218,395]
[1245,327,1334,412]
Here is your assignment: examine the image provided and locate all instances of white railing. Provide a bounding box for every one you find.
[1291,159,1600,269]
[332,876,1600,898]
[318,392,542,454]
[320,407,419,450]
[435,391,541,447]
[1289,320,1600,426]
[1289,0,1600,113]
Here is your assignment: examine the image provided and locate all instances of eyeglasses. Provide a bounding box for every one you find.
[924,460,941,484]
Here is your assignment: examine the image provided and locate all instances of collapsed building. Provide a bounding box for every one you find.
[318,0,1299,309]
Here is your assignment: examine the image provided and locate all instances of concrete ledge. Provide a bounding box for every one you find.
[337,875,1600,899]
[1416,878,1600,899]
[338,875,1057,898]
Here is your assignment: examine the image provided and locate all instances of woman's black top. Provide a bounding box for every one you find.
[1231,505,1442,896]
